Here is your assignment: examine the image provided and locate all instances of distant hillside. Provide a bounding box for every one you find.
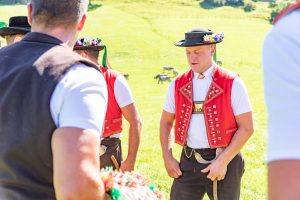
[0,0,28,4]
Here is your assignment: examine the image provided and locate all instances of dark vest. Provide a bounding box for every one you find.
[0,32,100,199]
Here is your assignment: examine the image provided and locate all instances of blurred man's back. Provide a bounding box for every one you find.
[0,1,107,199]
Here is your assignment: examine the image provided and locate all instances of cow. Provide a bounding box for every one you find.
[162,66,174,72]
[154,74,171,84]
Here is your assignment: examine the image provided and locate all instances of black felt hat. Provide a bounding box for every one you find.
[175,28,224,47]
[0,16,31,37]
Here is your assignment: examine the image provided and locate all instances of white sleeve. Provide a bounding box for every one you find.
[163,80,175,114]
[50,64,108,137]
[231,76,252,116]
[114,75,134,108]
[263,10,300,162]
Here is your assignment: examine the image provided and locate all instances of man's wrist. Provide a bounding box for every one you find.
[125,155,137,164]
[162,150,174,162]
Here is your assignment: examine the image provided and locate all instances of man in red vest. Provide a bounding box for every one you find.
[263,3,300,200]
[74,37,142,172]
[160,28,253,200]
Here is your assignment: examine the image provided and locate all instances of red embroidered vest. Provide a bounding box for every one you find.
[100,67,123,137]
[174,66,238,148]
[273,2,300,24]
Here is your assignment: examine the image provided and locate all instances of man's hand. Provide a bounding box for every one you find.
[160,110,180,178]
[120,158,135,172]
[201,159,227,181]
[164,156,182,178]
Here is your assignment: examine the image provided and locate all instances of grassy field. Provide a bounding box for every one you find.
[0,0,272,199]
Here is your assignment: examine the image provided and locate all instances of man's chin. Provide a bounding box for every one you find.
[190,64,200,68]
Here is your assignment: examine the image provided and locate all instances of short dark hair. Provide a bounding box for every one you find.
[86,50,100,61]
[30,0,88,27]
[76,49,100,61]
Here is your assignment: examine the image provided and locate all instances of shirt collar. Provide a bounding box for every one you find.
[22,32,64,46]
[193,65,215,80]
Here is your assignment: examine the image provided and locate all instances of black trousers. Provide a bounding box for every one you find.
[170,148,245,200]
[100,137,122,170]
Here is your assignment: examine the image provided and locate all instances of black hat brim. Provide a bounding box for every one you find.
[0,27,30,37]
[73,45,105,51]
[175,39,221,47]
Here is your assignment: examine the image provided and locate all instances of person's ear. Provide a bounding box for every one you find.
[77,14,87,31]
[27,3,33,25]
[78,50,88,58]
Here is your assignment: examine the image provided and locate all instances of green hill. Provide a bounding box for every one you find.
[0,1,272,199]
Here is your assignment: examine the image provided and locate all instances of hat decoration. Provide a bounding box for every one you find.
[100,168,165,200]
[75,37,102,47]
[203,32,224,43]
[0,21,7,28]
[74,37,109,68]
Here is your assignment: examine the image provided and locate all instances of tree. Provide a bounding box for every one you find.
[269,0,296,23]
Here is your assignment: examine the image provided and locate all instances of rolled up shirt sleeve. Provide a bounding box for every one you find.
[114,75,134,108]
[163,80,176,114]
[231,76,252,116]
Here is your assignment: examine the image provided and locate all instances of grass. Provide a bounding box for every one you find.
[0,0,272,199]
